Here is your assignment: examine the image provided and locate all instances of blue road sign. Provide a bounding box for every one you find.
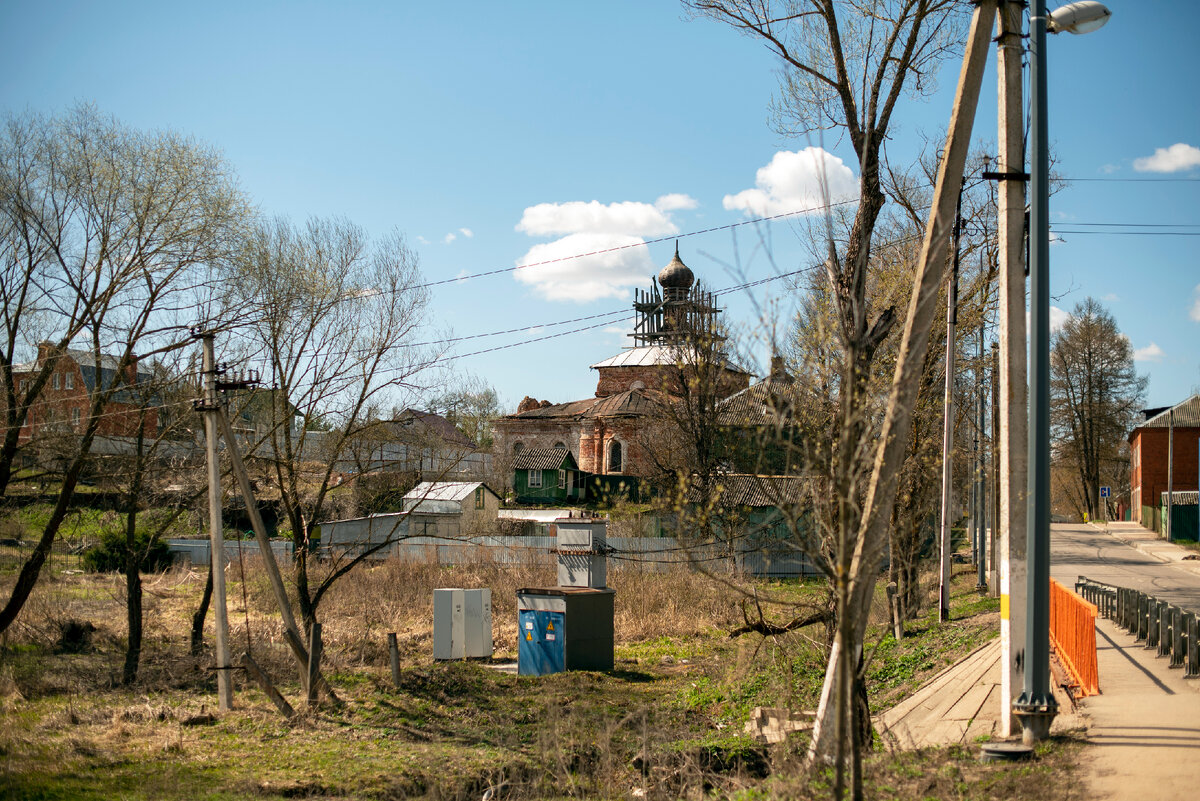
[1100,486,1111,498]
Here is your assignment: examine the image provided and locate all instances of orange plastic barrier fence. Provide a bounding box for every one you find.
[1049,578,1100,696]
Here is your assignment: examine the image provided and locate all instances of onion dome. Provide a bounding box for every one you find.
[658,242,694,291]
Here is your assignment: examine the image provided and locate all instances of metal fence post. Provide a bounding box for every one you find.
[1186,612,1200,679]
[1170,607,1185,668]
[1156,602,1170,657]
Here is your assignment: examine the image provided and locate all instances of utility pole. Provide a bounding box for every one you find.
[1167,408,1174,540]
[990,341,1000,597]
[938,188,964,622]
[198,332,233,711]
[1015,0,1057,745]
[977,323,988,593]
[990,0,1029,740]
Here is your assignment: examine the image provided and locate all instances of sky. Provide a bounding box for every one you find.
[2,1,1197,413]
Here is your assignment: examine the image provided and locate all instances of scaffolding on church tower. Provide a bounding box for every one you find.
[630,246,725,349]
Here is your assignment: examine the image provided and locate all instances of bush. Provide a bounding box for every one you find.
[82,524,172,573]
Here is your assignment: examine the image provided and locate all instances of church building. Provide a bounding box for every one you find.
[492,248,751,483]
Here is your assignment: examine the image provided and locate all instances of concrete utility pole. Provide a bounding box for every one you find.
[1167,408,1174,540]
[990,341,1000,597]
[992,0,1028,739]
[200,333,233,711]
[977,324,988,593]
[938,191,964,622]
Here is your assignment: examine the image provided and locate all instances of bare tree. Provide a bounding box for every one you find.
[686,2,988,793]
[230,216,432,630]
[1050,297,1146,520]
[0,106,247,635]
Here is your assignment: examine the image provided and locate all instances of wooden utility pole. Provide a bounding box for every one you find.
[199,333,233,711]
[992,0,1028,739]
[215,386,338,704]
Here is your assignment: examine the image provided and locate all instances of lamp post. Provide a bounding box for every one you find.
[1015,0,1111,745]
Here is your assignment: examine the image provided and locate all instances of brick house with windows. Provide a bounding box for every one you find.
[1128,394,1200,533]
[10,343,158,444]
[492,250,751,485]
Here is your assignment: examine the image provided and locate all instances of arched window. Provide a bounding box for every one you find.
[608,440,622,473]
[553,441,566,450]
[512,442,524,455]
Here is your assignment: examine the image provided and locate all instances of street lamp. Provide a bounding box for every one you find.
[1016,0,1111,745]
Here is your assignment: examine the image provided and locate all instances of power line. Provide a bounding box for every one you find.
[1059,176,1200,183]
[414,197,861,291]
[1050,230,1200,237]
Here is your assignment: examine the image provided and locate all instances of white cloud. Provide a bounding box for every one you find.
[1100,163,1119,174]
[723,147,858,217]
[514,195,696,302]
[516,200,678,238]
[1050,306,1070,333]
[1191,285,1200,322]
[416,235,430,245]
[1102,292,1120,303]
[459,227,474,238]
[1133,143,1200,173]
[654,193,698,212]
[443,232,457,244]
[514,233,655,303]
[1134,342,1165,362]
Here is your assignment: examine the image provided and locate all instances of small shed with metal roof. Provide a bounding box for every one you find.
[512,448,585,505]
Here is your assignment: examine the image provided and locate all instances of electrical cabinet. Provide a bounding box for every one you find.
[516,587,614,675]
[555,518,607,588]
[433,588,492,660]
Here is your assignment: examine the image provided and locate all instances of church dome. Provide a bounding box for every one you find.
[658,244,694,291]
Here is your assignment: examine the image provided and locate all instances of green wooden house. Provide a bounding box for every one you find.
[512,448,586,504]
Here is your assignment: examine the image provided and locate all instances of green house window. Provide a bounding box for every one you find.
[558,469,566,489]
[528,470,542,488]
[475,486,485,509]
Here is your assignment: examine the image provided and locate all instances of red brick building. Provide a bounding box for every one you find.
[1128,394,1200,530]
[493,250,751,481]
[10,344,158,444]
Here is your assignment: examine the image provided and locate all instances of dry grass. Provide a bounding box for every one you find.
[0,540,1079,801]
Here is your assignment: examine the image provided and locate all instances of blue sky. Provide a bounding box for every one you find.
[2,1,1196,412]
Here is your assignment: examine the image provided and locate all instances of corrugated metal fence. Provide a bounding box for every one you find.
[168,533,821,578]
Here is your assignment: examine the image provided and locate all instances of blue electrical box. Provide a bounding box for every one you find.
[516,587,615,676]
[518,608,565,675]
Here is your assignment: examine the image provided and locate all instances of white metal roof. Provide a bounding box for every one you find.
[590,345,750,373]
[404,481,491,503]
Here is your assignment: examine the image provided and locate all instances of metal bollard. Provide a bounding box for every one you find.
[1137,594,1149,642]
[1170,606,1185,668]
[1157,602,1170,658]
[1145,597,1158,648]
[1186,612,1200,679]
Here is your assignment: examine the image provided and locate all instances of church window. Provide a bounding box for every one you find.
[608,440,623,473]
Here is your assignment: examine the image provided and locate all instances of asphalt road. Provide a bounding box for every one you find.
[1049,521,1200,801]
[1050,522,1200,613]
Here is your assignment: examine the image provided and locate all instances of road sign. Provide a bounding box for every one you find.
[1100,486,1111,498]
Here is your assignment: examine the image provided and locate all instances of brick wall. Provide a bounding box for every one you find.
[1131,426,1200,523]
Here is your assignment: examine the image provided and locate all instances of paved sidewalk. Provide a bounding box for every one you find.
[1079,616,1200,801]
[1054,522,1200,800]
[1087,520,1200,576]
